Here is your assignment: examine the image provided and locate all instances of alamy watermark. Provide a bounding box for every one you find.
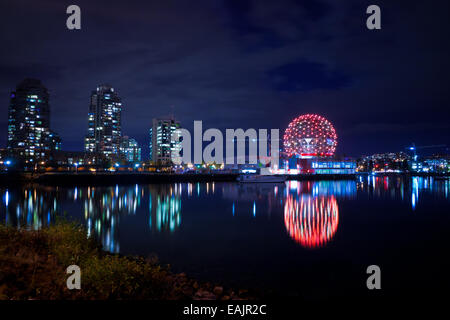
[170,121,280,167]
[66,265,81,290]
[366,265,381,290]
[66,5,381,31]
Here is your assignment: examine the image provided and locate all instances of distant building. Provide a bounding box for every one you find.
[149,118,181,165]
[409,156,449,173]
[310,158,356,174]
[357,151,410,173]
[120,136,141,163]
[280,156,356,174]
[0,149,7,167]
[409,160,423,172]
[6,78,61,164]
[84,84,122,161]
[423,158,448,172]
[51,150,92,166]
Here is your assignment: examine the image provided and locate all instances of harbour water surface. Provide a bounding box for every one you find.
[1,176,449,299]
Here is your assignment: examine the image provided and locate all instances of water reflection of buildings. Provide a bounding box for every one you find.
[0,184,145,254]
[148,184,181,233]
[1,177,448,254]
[220,180,353,248]
[221,183,283,217]
[81,185,142,253]
[357,175,450,210]
[286,180,356,199]
[0,184,185,254]
[1,186,60,229]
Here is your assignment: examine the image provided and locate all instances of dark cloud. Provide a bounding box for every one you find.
[267,60,351,92]
[0,63,62,82]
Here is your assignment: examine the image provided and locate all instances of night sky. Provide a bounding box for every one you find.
[0,0,449,158]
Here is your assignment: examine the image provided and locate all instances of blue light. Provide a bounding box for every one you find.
[5,160,11,165]
[409,147,415,150]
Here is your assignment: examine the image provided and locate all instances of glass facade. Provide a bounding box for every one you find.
[84,85,122,160]
[283,156,356,174]
[120,136,142,163]
[149,118,181,164]
[311,160,356,174]
[7,79,61,163]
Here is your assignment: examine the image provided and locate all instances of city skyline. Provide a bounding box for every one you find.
[0,0,449,158]
[1,0,449,306]
[2,77,448,163]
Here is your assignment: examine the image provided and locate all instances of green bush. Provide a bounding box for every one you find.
[0,221,183,299]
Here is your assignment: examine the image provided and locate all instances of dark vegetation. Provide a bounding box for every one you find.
[0,221,252,300]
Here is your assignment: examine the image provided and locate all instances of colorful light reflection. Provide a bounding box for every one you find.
[284,194,339,248]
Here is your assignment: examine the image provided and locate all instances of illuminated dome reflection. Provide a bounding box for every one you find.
[284,194,339,248]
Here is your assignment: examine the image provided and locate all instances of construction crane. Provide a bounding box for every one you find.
[406,143,447,160]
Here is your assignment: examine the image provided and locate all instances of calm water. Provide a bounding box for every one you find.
[1,176,449,299]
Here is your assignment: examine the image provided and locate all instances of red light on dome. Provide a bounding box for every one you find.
[283,114,337,157]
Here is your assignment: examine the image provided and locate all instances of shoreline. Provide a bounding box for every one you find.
[0,221,255,300]
[0,171,448,186]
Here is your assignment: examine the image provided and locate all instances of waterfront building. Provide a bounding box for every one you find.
[279,156,356,174]
[310,158,356,174]
[357,152,410,173]
[149,118,181,165]
[0,149,9,170]
[409,160,423,172]
[51,150,94,167]
[279,114,354,174]
[84,84,122,161]
[120,136,141,163]
[6,78,61,164]
[409,157,449,173]
[423,158,449,173]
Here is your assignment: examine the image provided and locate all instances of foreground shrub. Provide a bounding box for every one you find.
[0,222,180,299]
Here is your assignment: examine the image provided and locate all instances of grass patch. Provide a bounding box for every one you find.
[0,221,199,299]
